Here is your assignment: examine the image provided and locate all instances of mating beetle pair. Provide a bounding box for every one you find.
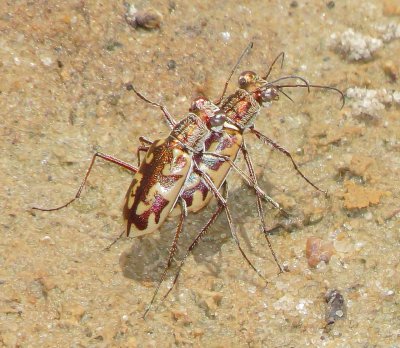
[126,52,344,315]
[33,44,344,317]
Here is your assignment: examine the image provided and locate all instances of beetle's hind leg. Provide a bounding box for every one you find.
[192,163,266,282]
[143,198,187,319]
[157,182,228,306]
[32,152,138,212]
[240,139,283,274]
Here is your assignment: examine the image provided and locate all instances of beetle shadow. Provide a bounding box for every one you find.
[118,174,285,284]
[118,209,231,283]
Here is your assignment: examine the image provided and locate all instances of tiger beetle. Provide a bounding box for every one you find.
[136,47,344,310]
[32,51,276,318]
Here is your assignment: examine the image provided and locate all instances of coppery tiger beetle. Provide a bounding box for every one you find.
[32,48,277,317]
[33,43,344,318]
[135,46,344,309]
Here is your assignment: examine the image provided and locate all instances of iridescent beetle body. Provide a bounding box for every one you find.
[172,74,281,215]
[174,68,340,215]
[179,125,243,213]
[125,81,288,317]
[154,67,344,306]
[33,47,344,317]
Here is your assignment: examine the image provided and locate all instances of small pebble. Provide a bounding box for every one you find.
[382,60,398,82]
[325,289,346,325]
[167,59,176,70]
[306,237,335,268]
[171,309,191,324]
[40,235,55,245]
[40,56,53,66]
[60,303,86,323]
[126,7,163,30]
[221,31,231,42]
[326,1,335,9]
[192,328,204,338]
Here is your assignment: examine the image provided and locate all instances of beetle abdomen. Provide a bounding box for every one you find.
[181,129,242,213]
[123,138,192,237]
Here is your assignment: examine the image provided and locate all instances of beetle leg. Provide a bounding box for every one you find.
[192,163,266,282]
[136,136,153,166]
[201,151,282,210]
[240,139,283,274]
[32,152,138,211]
[158,182,229,304]
[143,198,187,319]
[249,126,328,196]
[102,229,126,251]
[126,84,177,129]
[238,141,288,214]
[139,136,153,145]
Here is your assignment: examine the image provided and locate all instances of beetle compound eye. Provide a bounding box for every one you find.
[261,88,279,102]
[238,76,247,87]
[210,111,226,128]
[189,101,199,112]
[189,97,207,112]
[261,89,272,102]
[238,71,256,88]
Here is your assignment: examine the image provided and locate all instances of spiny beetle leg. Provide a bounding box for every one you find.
[192,162,266,282]
[201,151,283,211]
[249,127,328,196]
[143,198,187,319]
[158,182,228,306]
[240,139,283,274]
[103,229,126,251]
[126,84,176,129]
[32,152,138,212]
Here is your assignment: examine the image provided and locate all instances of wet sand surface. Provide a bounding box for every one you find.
[1,0,399,347]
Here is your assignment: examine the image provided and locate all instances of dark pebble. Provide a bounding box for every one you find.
[325,289,346,325]
[126,8,163,30]
[167,59,176,70]
[327,1,335,9]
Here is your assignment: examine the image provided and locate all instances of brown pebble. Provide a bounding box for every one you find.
[382,60,398,82]
[192,328,205,338]
[305,237,335,268]
[325,289,346,325]
[171,309,192,324]
[126,8,163,30]
[326,1,335,9]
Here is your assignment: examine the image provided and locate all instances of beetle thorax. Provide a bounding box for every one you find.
[170,113,209,152]
[223,89,261,130]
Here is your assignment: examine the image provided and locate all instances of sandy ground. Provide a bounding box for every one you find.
[1,0,399,347]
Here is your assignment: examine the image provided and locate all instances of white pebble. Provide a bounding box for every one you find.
[221,31,231,42]
[330,28,382,61]
[40,56,53,66]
